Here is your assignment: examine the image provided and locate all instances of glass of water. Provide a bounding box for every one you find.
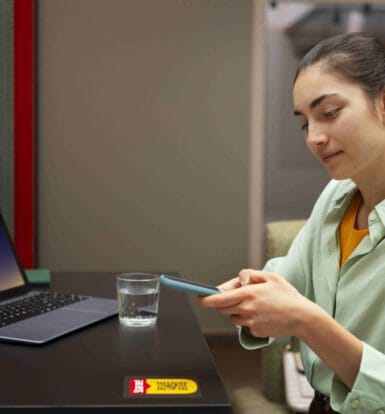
[116,273,160,327]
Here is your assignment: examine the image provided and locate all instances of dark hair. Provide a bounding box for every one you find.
[294,32,385,98]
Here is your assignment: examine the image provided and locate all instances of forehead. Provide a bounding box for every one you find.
[293,65,365,111]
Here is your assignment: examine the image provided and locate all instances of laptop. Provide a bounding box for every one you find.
[0,213,117,344]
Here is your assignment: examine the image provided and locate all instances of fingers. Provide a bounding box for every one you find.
[239,269,252,285]
[199,284,253,308]
[218,304,246,316]
[217,276,241,291]
[239,269,270,285]
[198,269,276,310]
[199,270,272,308]
[196,276,240,307]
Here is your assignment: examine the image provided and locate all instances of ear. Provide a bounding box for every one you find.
[376,89,385,125]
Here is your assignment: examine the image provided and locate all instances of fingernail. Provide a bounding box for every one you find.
[240,276,249,286]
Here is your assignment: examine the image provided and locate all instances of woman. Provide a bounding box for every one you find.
[199,32,385,414]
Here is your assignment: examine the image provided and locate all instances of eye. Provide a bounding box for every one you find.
[324,108,340,119]
[301,123,308,133]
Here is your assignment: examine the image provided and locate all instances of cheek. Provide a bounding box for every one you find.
[338,115,383,166]
[333,117,358,144]
[362,136,384,163]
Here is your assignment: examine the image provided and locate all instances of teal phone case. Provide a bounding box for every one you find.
[160,275,219,296]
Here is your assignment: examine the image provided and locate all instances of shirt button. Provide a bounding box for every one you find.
[369,213,376,222]
[351,399,360,408]
[372,233,381,242]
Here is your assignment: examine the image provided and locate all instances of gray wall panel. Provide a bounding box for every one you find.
[37,0,252,330]
[0,0,14,234]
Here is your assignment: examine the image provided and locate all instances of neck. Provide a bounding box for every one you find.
[351,177,385,224]
[351,153,385,213]
[350,165,385,230]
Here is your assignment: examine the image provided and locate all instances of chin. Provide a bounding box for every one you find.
[326,169,351,181]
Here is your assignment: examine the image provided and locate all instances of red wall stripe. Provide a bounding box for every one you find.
[14,0,35,268]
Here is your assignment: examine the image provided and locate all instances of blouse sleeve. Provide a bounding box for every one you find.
[331,342,385,413]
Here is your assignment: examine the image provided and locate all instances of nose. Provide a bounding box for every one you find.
[306,122,328,149]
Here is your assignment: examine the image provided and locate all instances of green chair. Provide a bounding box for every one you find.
[261,220,307,404]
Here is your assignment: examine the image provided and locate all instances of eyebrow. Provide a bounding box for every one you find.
[294,93,339,116]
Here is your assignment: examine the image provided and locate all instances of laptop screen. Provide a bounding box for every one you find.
[0,218,26,292]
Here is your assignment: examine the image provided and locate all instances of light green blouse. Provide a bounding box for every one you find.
[240,179,385,414]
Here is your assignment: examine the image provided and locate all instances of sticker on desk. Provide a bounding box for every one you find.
[124,377,200,398]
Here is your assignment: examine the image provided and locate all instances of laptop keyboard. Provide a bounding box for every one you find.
[0,292,88,327]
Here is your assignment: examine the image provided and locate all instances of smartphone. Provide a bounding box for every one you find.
[159,274,220,296]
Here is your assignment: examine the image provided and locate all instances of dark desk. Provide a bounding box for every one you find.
[0,272,231,413]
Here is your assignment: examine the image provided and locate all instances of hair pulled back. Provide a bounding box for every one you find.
[294,32,385,98]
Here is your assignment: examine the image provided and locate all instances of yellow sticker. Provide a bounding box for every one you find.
[129,378,198,395]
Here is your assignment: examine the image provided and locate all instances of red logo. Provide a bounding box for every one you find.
[129,378,150,395]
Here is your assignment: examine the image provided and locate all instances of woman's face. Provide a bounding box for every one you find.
[293,64,385,182]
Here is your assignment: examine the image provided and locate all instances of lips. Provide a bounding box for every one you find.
[320,151,342,164]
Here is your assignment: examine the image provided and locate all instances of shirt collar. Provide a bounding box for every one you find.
[330,179,357,211]
[374,202,385,227]
[325,179,385,232]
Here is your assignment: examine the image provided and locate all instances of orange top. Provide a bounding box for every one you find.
[339,191,369,266]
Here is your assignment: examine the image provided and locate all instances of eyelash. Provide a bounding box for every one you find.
[324,108,340,118]
[300,108,341,132]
